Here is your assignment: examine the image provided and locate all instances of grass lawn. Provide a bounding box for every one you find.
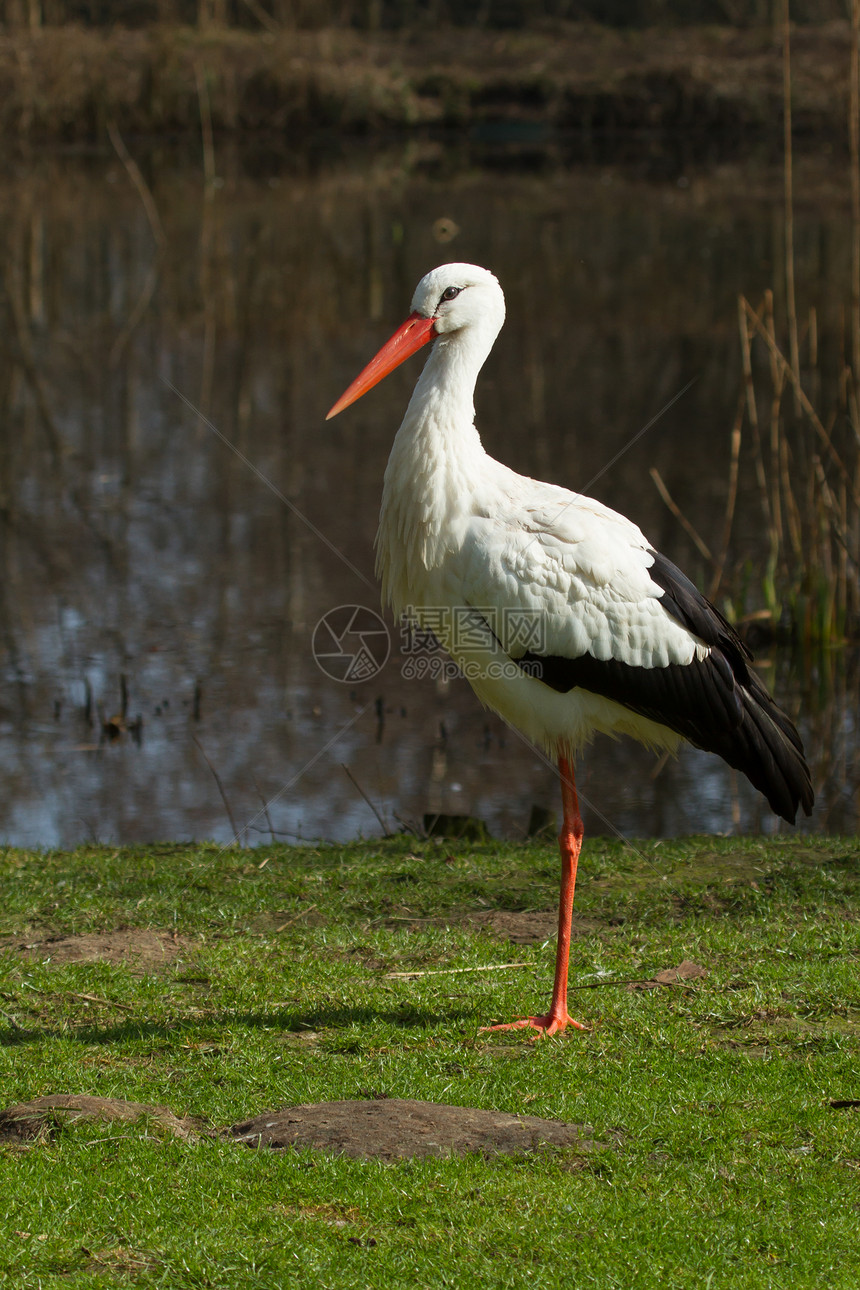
[0,834,858,1288]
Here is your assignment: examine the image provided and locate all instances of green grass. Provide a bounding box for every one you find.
[0,835,859,1288]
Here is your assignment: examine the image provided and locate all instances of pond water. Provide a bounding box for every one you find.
[0,136,856,848]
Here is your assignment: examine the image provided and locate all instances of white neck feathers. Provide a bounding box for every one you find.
[375,321,497,616]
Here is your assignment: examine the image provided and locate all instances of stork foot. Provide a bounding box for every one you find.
[480,1009,586,1037]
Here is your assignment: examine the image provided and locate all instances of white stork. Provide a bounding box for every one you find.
[326,263,814,1036]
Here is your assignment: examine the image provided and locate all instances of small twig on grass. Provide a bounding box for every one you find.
[568,976,687,991]
[385,965,703,990]
[29,988,135,1013]
[385,962,530,979]
[275,905,318,931]
[381,915,440,922]
[64,991,135,1013]
[79,1135,137,1148]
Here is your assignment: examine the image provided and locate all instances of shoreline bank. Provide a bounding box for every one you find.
[0,20,848,147]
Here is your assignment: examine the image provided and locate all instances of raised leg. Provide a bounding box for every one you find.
[481,754,586,1036]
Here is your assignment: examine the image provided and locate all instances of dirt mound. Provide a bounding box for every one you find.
[0,1095,603,1161]
[229,1098,599,1160]
[0,1095,201,1145]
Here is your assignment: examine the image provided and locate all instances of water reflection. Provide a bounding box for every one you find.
[0,140,856,848]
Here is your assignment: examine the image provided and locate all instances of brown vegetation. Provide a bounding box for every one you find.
[1,1,847,32]
[0,19,851,144]
[644,6,860,647]
[0,1,851,32]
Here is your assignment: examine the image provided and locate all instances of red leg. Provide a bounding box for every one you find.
[481,755,586,1036]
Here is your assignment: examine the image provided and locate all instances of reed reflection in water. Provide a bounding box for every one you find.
[0,140,856,847]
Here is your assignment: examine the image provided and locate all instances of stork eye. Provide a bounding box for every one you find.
[440,286,461,303]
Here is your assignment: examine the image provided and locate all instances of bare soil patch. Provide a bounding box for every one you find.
[0,1094,604,1160]
[0,1095,201,1146]
[2,929,194,973]
[228,1099,601,1160]
[463,910,603,944]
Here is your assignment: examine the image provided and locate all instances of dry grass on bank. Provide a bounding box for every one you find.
[0,20,850,145]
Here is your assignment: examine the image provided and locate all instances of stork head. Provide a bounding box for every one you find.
[326,263,505,419]
[408,262,504,335]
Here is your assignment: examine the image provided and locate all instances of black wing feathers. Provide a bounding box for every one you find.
[648,551,752,666]
[518,549,814,824]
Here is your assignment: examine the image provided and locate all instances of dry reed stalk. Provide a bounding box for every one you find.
[3,249,63,471]
[707,394,743,603]
[839,479,849,631]
[193,736,242,846]
[725,269,859,640]
[106,121,166,250]
[27,208,43,325]
[341,763,391,837]
[815,451,858,638]
[808,306,818,368]
[807,305,821,411]
[110,263,160,370]
[781,0,801,415]
[764,289,786,555]
[253,776,276,844]
[742,298,860,507]
[240,0,281,32]
[106,121,166,368]
[738,294,772,533]
[812,456,837,634]
[197,0,227,27]
[195,61,217,194]
[854,406,860,625]
[195,60,217,430]
[779,434,803,563]
[851,0,860,390]
[648,466,713,563]
[729,770,741,833]
[849,378,860,449]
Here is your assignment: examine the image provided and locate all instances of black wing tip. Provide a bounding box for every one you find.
[734,692,814,826]
[647,549,815,825]
[519,646,814,827]
[519,549,816,826]
[770,785,814,826]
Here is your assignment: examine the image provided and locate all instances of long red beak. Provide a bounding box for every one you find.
[326,312,436,420]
